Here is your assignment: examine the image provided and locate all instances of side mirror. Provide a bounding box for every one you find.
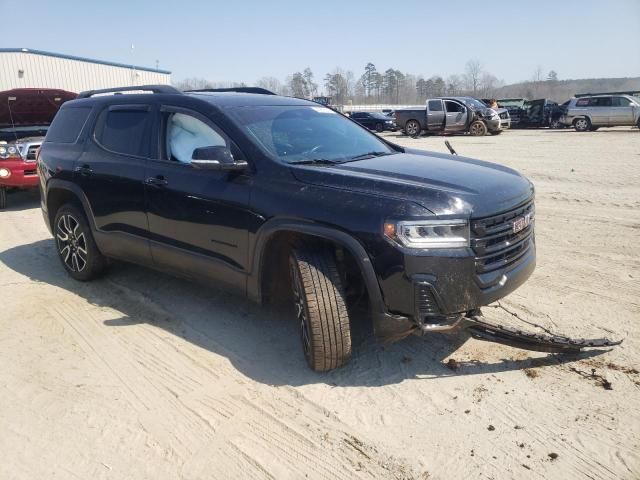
[191,146,248,171]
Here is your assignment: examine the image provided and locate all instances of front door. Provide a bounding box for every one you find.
[610,97,635,125]
[426,99,445,131]
[75,103,153,264]
[589,97,611,125]
[145,106,254,293]
[444,100,468,132]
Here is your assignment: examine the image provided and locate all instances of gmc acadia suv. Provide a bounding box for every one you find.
[38,85,536,371]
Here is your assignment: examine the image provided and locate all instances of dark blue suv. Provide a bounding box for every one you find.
[38,85,537,371]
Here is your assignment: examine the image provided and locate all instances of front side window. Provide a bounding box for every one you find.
[576,98,590,106]
[445,101,464,113]
[165,112,227,164]
[94,107,151,157]
[227,105,394,164]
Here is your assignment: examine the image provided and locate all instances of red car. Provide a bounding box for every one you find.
[0,88,76,209]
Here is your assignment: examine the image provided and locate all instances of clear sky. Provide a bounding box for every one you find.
[3,0,639,86]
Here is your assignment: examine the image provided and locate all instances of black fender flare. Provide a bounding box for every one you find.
[45,179,96,231]
[247,219,385,314]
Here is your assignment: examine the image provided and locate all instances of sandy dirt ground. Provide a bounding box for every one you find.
[1,127,639,480]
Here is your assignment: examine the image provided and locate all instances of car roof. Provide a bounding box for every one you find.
[62,91,320,109]
[187,92,316,107]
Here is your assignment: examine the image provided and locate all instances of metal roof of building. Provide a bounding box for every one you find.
[0,48,171,75]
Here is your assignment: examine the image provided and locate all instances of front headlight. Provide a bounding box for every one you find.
[0,167,11,178]
[384,219,470,249]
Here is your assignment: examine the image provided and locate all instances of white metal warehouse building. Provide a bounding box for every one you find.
[0,48,171,93]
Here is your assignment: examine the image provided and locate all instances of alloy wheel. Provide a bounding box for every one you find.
[56,214,88,272]
[406,121,419,137]
[575,119,588,131]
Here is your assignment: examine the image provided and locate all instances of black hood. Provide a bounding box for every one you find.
[290,152,533,218]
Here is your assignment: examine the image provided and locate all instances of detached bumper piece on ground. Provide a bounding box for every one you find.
[420,310,622,354]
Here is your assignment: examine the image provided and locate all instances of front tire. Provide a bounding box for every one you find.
[54,204,107,281]
[405,120,421,138]
[469,120,488,136]
[375,122,384,133]
[574,117,591,132]
[289,244,352,372]
[0,187,6,209]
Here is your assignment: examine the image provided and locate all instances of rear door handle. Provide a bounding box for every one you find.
[74,164,92,176]
[145,176,168,187]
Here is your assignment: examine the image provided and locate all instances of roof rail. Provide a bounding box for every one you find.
[575,90,640,98]
[186,87,276,95]
[77,85,181,99]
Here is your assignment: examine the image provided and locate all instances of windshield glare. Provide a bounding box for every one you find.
[227,105,393,163]
[463,98,490,110]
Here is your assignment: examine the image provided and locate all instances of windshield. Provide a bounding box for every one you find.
[227,105,394,164]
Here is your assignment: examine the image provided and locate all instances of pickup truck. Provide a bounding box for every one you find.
[395,97,511,137]
[0,88,76,209]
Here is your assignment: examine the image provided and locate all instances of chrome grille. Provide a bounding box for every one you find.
[471,199,535,274]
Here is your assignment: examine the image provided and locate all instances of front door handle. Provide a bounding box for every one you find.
[74,164,92,176]
[145,175,168,187]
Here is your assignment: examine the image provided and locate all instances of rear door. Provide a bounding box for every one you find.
[144,106,254,293]
[444,100,467,132]
[589,97,611,125]
[426,99,445,131]
[76,103,153,264]
[610,96,635,125]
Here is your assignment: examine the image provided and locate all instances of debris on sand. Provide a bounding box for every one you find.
[522,464,531,470]
[488,425,495,431]
[524,368,539,379]
[548,452,559,460]
[446,359,459,371]
[569,367,613,390]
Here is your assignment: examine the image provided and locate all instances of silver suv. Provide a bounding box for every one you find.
[560,95,640,131]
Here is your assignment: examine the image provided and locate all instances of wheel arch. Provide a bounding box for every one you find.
[45,180,96,232]
[248,220,386,315]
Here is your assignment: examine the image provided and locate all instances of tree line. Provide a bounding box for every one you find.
[174,60,592,104]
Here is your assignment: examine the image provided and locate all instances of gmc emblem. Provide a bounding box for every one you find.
[513,214,531,234]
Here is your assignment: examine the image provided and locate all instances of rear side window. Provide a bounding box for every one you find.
[46,106,91,143]
[94,107,151,157]
[428,100,443,111]
[575,98,590,106]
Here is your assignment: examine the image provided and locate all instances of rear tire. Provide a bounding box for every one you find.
[469,120,487,136]
[289,243,352,372]
[53,204,107,281]
[0,187,6,209]
[405,120,421,138]
[574,117,591,132]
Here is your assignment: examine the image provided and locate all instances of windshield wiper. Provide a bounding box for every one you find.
[289,158,340,166]
[347,151,393,161]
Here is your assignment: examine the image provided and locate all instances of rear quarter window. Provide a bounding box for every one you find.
[45,106,92,143]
